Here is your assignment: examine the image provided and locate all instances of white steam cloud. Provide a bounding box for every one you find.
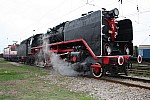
[40,34,79,76]
[50,53,80,76]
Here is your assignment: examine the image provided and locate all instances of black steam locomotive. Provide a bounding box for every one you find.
[16,8,142,77]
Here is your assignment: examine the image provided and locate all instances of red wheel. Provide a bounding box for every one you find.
[91,63,103,78]
[118,56,124,65]
[35,60,39,66]
[137,55,142,63]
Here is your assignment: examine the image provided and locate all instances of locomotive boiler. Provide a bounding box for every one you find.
[16,8,142,77]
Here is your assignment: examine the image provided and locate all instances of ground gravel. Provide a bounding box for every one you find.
[8,62,23,66]
[42,70,150,100]
[8,61,150,100]
[2,41,150,99]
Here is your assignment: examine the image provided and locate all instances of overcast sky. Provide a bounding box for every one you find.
[0,0,150,53]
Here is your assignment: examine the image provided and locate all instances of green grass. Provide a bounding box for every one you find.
[0,79,94,100]
[0,64,48,82]
[14,80,94,100]
[0,59,96,100]
[0,58,8,63]
[129,73,150,78]
[0,95,15,100]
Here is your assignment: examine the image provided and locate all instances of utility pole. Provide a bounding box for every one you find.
[13,41,18,45]
[86,0,89,4]
[86,0,95,6]
[140,35,150,45]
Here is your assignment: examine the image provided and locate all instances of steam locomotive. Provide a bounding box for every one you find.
[11,8,142,77]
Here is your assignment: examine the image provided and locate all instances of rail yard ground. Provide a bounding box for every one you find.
[0,58,94,100]
[129,62,150,77]
[0,58,150,100]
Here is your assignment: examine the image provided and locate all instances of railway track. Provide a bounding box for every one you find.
[9,61,150,90]
[84,75,150,90]
[117,75,150,83]
[42,63,150,90]
[129,63,150,76]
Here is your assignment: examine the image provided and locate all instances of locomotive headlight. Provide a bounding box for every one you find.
[106,46,112,55]
[113,8,119,16]
[108,8,119,18]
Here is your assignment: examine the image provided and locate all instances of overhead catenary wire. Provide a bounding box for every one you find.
[5,0,69,42]
[13,0,150,43]
[35,4,87,31]
[34,0,123,32]
[22,0,69,32]
[1,0,150,53]
[36,0,97,31]
[117,0,150,35]
[2,0,89,46]
[140,35,150,45]
[31,0,150,33]
[22,0,150,47]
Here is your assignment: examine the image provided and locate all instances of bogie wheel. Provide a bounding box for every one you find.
[39,60,46,67]
[91,63,103,78]
[35,59,39,67]
[34,59,46,67]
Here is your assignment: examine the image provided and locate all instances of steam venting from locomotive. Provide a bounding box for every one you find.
[41,31,80,76]
[50,53,80,76]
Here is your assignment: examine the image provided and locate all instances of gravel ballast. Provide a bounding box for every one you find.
[8,61,150,100]
[42,70,150,100]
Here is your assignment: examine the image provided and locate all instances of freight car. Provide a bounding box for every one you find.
[17,8,142,77]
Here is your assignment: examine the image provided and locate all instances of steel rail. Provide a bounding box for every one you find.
[117,75,150,83]
[84,76,150,90]
[100,77,150,90]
